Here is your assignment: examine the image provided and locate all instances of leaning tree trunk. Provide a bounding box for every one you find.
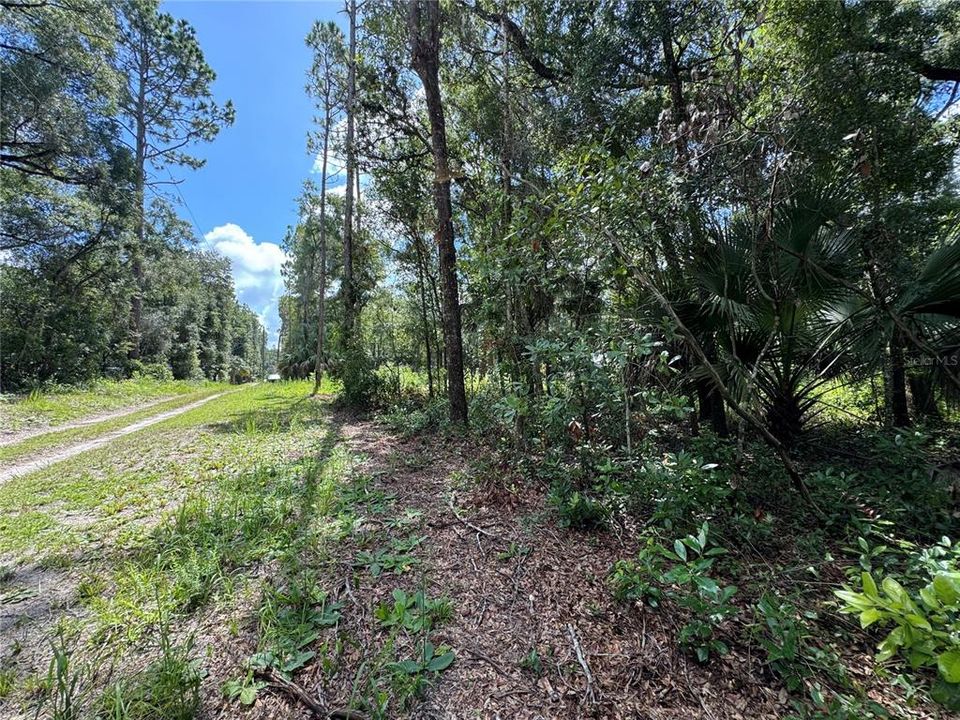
[409,0,468,425]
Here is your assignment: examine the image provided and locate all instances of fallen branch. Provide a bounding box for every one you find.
[257,667,368,720]
[463,646,511,677]
[447,495,498,538]
[566,623,597,705]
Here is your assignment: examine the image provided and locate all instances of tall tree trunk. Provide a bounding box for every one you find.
[414,232,435,398]
[260,326,267,378]
[409,0,468,425]
[341,0,357,339]
[312,96,332,394]
[129,36,149,362]
[889,334,911,427]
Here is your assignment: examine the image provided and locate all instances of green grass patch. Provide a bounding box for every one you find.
[6,381,357,718]
[0,376,224,433]
[0,382,327,559]
[0,385,230,465]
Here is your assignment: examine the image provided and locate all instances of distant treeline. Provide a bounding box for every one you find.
[1,0,253,391]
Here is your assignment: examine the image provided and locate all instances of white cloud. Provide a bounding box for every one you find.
[204,223,286,341]
[205,223,285,274]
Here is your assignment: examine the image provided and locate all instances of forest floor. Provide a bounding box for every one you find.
[0,382,946,719]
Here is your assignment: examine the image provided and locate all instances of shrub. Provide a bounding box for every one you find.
[835,536,960,710]
[548,479,608,529]
[611,523,737,662]
[133,362,174,382]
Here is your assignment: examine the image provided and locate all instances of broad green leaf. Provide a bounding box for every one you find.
[426,651,455,672]
[905,614,932,631]
[919,586,940,610]
[240,684,259,705]
[881,576,906,605]
[395,660,421,674]
[938,650,960,684]
[674,540,687,562]
[933,575,959,605]
[859,608,883,628]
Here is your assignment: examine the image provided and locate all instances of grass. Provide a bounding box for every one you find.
[0,382,335,558]
[0,376,223,434]
[0,380,352,717]
[0,384,230,465]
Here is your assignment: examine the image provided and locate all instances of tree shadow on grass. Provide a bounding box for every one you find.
[0,397,350,718]
[207,391,331,437]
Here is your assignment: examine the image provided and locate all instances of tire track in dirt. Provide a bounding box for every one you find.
[0,394,179,448]
[0,390,233,484]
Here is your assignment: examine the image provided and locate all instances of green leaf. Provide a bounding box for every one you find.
[919,586,940,610]
[931,678,960,711]
[881,576,907,605]
[239,684,260,705]
[674,540,687,562]
[281,650,315,673]
[394,660,422,674]
[859,608,883,628]
[426,651,455,672]
[938,650,960,684]
[861,572,878,598]
[933,574,959,605]
[905,614,932,631]
[834,589,872,611]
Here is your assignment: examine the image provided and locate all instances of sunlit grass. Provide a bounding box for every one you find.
[0,377,226,433]
[0,381,327,559]
[0,385,229,465]
[0,379,359,717]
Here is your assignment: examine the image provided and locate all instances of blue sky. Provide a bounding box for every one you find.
[162,1,344,340]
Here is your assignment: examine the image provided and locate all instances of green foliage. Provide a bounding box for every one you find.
[390,641,455,675]
[518,647,543,676]
[374,589,452,633]
[338,345,382,408]
[753,593,814,693]
[355,536,424,577]
[611,523,737,662]
[835,537,960,708]
[99,624,202,720]
[252,577,342,678]
[548,480,608,530]
[44,627,85,720]
[0,666,15,700]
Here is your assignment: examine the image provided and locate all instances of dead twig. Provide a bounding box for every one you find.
[447,496,498,538]
[257,666,368,720]
[566,623,597,705]
[463,646,511,677]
